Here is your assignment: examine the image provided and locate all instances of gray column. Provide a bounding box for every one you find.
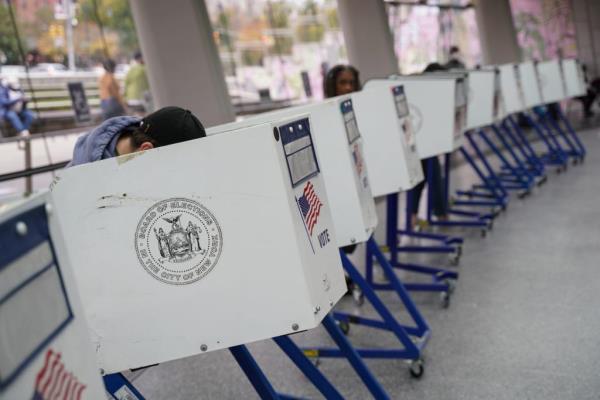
[474,0,522,65]
[571,0,600,77]
[337,0,399,81]
[129,0,235,126]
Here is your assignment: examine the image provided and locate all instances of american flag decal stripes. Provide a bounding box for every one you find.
[32,349,86,400]
[298,181,323,236]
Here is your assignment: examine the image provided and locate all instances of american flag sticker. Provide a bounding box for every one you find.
[31,349,86,400]
[297,181,323,236]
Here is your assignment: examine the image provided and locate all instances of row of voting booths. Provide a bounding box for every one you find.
[0,58,587,400]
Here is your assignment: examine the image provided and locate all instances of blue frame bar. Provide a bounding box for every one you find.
[230,345,281,400]
[104,373,147,400]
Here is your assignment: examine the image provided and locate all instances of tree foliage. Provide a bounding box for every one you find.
[296,0,325,43]
[0,4,25,65]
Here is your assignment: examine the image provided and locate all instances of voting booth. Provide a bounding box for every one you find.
[208,97,378,248]
[536,60,567,103]
[49,119,347,374]
[518,62,544,108]
[351,82,424,194]
[465,69,497,129]
[380,74,466,159]
[0,194,106,399]
[498,64,526,114]
[561,59,586,98]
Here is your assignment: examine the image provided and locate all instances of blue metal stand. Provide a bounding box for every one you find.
[104,339,349,400]
[454,130,509,208]
[531,108,571,167]
[104,373,147,400]
[426,156,492,231]
[482,125,535,195]
[230,345,282,399]
[505,116,547,180]
[392,191,462,260]
[539,107,585,161]
[313,248,428,375]
[557,107,586,159]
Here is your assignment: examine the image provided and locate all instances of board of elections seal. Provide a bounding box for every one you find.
[135,198,223,285]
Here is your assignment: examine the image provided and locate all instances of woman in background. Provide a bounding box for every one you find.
[99,59,127,120]
[323,64,361,97]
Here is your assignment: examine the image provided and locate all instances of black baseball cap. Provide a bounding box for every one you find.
[139,106,206,147]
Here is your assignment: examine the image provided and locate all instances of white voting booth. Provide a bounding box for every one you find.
[518,62,544,108]
[498,63,527,114]
[351,82,424,195]
[0,194,106,399]
[381,74,467,159]
[536,60,567,103]
[207,97,378,248]
[49,120,347,374]
[465,69,497,129]
[561,59,586,98]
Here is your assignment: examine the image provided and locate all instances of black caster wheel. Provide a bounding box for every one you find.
[337,320,350,335]
[440,291,451,308]
[443,279,456,294]
[488,221,494,231]
[481,228,487,238]
[409,359,425,378]
[456,245,463,257]
[352,284,365,306]
[449,253,460,266]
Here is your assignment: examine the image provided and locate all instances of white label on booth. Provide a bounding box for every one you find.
[341,100,369,190]
[393,86,416,148]
[279,118,320,188]
[341,99,360,145]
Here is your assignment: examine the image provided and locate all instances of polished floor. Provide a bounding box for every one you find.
[133,126,600,399]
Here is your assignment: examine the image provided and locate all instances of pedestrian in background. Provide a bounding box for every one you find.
[0,74,35,137]
[124,51,150,112]
[99,59,127,120]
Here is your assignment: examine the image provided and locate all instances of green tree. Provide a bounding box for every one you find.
[79,0,139,58]
[296,0,325,43]
[0,4,25,64]
[265,1,293,55]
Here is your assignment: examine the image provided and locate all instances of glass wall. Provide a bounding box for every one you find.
[205,0,348,103]
[387,2,481,74]
[509,0,577,61]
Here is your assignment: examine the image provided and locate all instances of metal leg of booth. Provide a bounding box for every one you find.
[500,118,545,177]
[490,124,536,185]
[458,130,509,206]
[522,112,568,169]
[229,345,282,400]
[532,110,570,167]
[367,228,458,299]
[427,157,491,232]
[505,116,547,182]
[474,128,532,198]
[557,108,586,159]
[273,335,347,400]
[542,109,584,161]
[104,373,147,400]
[321,248,428,378]
[391,192,462,262]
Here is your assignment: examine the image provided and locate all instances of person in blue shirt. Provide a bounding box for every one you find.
[68,106,206,167]
[0,77,35,137]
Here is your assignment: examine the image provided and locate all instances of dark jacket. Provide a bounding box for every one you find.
[68,116,140,167]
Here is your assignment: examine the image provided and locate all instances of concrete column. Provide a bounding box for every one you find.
[474,0,522,65]
[571,0,600,77]
[336,0,399,81]
[129,0,235,126]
